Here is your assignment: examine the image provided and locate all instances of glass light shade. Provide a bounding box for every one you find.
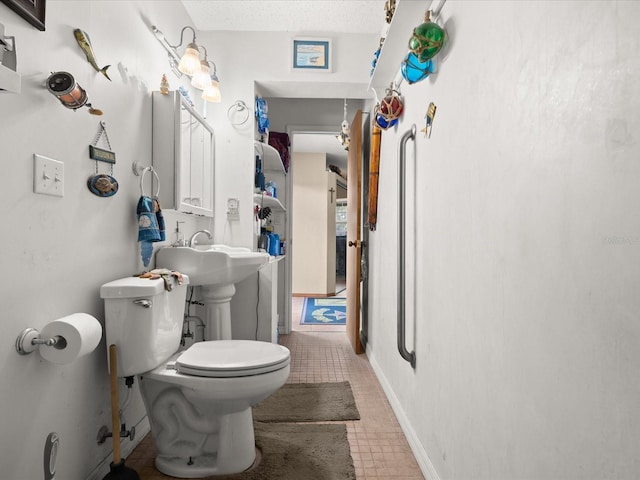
[191,61,211,90]
[202,79,221,103]
[178,43,201,76]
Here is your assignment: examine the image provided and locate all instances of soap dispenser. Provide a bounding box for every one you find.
[172,221,185,246]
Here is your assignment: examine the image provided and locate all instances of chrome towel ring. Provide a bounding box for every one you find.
[140,166,160,197]
[227,100,250,126]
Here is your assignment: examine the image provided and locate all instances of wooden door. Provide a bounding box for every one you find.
[346,110,363,354]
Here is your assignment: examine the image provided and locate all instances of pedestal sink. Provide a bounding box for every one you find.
[156,245,269,340]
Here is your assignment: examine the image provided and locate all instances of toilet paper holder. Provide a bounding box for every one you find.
[15,327,66,355]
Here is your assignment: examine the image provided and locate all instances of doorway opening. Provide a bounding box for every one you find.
[288,128,349,333]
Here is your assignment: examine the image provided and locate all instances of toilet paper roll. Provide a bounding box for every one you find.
[39,313,102,365]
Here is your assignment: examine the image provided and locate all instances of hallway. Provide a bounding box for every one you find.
[128,299,424,479]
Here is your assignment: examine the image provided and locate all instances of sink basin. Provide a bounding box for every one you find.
[156,244,269,286]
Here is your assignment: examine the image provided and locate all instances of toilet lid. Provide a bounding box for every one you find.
[175,340,290,378]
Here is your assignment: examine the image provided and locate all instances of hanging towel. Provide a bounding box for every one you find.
[137,196,165,267]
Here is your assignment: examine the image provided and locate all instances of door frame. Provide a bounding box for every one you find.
[283,124,345,335]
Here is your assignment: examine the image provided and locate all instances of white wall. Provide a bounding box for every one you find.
[0,2,213,478]
[367,1,640,479]
[203,33,377,331]
[191,31,376,249]
[291,152,336,295]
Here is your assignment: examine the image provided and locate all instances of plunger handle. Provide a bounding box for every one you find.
[109,344,122,464]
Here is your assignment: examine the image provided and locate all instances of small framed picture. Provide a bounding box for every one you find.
[292,38,331,72]
[1,0,46,31]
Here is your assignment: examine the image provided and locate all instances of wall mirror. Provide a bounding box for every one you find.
[152,91,215,217]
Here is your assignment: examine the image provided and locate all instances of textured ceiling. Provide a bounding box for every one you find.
[181,0,387,34]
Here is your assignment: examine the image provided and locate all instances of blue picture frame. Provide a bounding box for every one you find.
[292,39,331,71]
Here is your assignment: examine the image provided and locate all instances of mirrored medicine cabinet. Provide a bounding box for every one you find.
[152,91,215,217]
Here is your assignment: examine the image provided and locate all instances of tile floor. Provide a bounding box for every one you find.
[127,294,424,480]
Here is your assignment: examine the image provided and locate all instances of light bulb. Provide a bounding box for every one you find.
[191,60,211,90]
[178,43,201,76]
[202,78,221,103]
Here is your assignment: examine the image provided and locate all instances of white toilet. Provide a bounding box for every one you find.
[100,275,290,478]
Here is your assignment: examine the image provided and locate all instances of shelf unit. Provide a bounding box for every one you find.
[253,192,286,212]
[254,141,285,174]
[251,139,290,338]
[368,0,434,94]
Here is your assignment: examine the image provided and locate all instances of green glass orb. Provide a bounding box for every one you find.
[408,20,446,62]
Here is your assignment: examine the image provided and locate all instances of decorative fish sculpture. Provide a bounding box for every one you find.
[73,29,111,81]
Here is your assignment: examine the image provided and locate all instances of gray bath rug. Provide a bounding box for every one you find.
[213,422,356,480]
[252,381,360,422]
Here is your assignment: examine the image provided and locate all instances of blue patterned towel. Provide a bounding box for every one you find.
[137,196,165,266]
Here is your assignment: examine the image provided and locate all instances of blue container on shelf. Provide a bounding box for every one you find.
[268,233,280,256]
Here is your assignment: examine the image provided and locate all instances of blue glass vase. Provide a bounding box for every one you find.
[401,53,435,85]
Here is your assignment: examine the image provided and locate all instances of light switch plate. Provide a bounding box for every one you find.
[34,154,64,197]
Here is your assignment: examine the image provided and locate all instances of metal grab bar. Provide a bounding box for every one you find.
[397,124,417,368]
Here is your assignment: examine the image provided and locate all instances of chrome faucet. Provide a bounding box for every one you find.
[188,229,213,247]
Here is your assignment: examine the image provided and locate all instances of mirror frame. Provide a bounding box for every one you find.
[152,91,215,218]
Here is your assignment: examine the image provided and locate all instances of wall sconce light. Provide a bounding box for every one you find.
[190,46,211,90]
[151,25,221,103]
[202,61,221,103]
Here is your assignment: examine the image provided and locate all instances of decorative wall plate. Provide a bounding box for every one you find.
[87,174,118,197]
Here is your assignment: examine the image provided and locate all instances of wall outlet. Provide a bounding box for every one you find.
[34,154,64,197]
[227,197,240,221]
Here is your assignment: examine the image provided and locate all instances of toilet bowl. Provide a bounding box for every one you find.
[100,275,290,478]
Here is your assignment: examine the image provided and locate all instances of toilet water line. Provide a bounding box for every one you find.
[397,125,417,369]
[118,378,133,434]
[255,270,261,340]
[184,286,206,342]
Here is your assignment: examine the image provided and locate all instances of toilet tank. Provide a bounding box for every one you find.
[100,275,189,377]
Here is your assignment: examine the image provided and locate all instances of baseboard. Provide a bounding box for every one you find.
[367,347,442,480]
[86,416,150,480]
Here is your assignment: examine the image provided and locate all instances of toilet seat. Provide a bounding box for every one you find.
[175,340,290,378]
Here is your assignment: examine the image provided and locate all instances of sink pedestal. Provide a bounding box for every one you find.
[200,284,236,340]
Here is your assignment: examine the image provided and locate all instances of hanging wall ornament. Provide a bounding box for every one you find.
[379,86,404,121]
[401,52,435,84]
[421,102,437,138]
[46,71,103,115]
[336,98,350,150]
[374,86,404,130]
[87,121,118,197]
[408,10,447,63]
[374,110,399,130]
